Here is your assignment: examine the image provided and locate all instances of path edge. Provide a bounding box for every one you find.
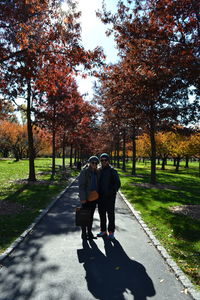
[0,177,77,264]
[119,190,200,300]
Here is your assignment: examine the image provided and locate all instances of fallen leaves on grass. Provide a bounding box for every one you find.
[169,205,200,221]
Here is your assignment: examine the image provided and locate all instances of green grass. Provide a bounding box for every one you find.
[118,160,200,289]
[0,158,79,254]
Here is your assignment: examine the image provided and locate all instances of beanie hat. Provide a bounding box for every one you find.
[88,156,99,163]
[100,153,110,161]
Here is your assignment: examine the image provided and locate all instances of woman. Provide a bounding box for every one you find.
[78,156,99,239]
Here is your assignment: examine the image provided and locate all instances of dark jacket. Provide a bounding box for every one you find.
[98,165,121,198]
[78,167,99,201]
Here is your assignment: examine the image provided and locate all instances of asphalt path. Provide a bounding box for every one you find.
[0,179,194,300]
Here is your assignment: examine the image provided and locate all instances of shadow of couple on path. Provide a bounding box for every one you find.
[77,238,156,300]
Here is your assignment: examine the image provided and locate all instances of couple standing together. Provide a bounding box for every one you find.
[78,153,121,240]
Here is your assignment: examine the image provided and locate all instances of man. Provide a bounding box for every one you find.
[78,156,99,239]
[97,153,121,239]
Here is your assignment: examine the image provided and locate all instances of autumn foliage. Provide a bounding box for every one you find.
[0,0,199,183]
[95,0,200,183]
[0,0,104,180]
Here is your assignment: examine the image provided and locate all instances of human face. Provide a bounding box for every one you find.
[100,158,109,167]
[90,161,98,170]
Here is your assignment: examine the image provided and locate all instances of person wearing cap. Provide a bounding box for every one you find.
[97,153,121,239]
[78,156,100,239]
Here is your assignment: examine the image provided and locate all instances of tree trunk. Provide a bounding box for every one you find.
[175,157,180,172]
[149,111,156,184]
[14,151,19,161]
[62,133,66,170]
[27,80,36,182]
[51,101,56,179]
[70,144,73,168]
[161,157,167,170]
[109,150,112,165]
[114,146,117,167]
[173,158,176,166]
[116,137,120,168]
[185,155,189,168]
[131,128,136,176]
[74,148,77,166]
[122,129,126,171]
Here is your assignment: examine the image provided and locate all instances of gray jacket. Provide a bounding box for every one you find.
[78,167,99,201]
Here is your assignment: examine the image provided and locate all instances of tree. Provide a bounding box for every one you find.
[97,0,200,183]
[0,120,27,160]
[0,121,13,157]
[136,134,151,162]
[156,132,174,170]
[1,0,103,181]
[189,131,200,176]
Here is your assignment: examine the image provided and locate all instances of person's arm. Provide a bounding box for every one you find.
[78,169,87,203]
[112,169,121,192]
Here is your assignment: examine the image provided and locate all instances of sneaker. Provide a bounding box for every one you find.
[108,232,115,239]
[97,231,107,237]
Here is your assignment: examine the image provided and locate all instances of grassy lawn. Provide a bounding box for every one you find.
[118,160,200,290]
[0,158,79,254]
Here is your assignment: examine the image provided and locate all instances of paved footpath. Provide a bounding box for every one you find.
[0,179,198,300]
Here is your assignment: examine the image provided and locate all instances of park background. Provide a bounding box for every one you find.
[0,0,199,292]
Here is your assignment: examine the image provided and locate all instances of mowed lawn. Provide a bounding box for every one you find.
[0,158,78,255]
[118,160,200,289]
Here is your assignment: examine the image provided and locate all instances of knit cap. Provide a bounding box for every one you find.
[100,153,110,161]
[88,156,99,163]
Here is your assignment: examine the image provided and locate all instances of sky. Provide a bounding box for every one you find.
[72,0,119,100]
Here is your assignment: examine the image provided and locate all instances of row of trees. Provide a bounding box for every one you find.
[94,0,200,183]
[1,0,199,184]
[0,120,51,160]
[0,0,103,180]
[134,129,200,173]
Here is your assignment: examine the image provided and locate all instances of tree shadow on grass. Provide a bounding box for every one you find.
[157,207,200,243]
[78,239,155,300]
[123,175,199,210]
